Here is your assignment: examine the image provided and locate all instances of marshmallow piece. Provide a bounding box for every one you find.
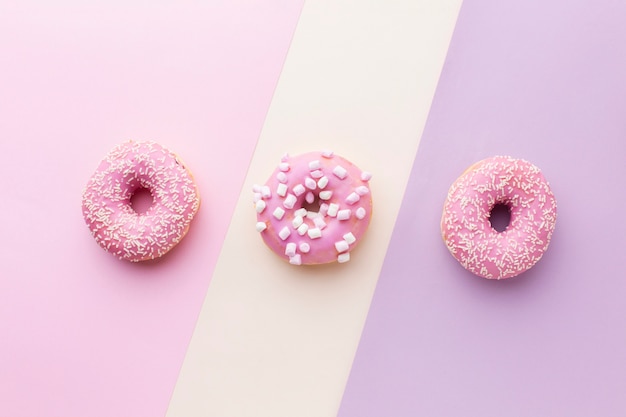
[317,176,329,189]
[343,232,356,244]
[297,223,309,235]
[289,254,302,265]
[255,222,267,232]
[327,203,339,217]
[285,242,297,257]
[355,185,369,196]
[321,150,334,158]
[313,217,327,229]
[252,184,262,193]
[337,209,351,220]
[308,160,321,170]
[319,203,329,216]
[307,228,322,239]
[333,165,347,179]
[283,194,297,209]
[261,186,271,199]
[355,207,367,220]
[277,172,288,183]
[335,240,349,253]
[273,207,285,220]
[295,208,308,218]
[278,226,291,240]
[293,184,306,196]
[255,200,266,213]
[346,192,360,205]
[305,192,315,204]
[319,191,332,200]
[299,242,310,253]
[281,153,289,162]
[310,169,324,179]
[292,215,304,229]
[253,192,262,203]
[277,183,288,197]
[338,253,350,263]
[279,162,290,172]
[305,177,317,190]
[360,171,372,181]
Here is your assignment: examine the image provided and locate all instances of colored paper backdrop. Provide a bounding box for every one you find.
[339,0,626,415]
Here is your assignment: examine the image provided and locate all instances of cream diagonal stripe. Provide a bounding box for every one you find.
[167,1,462,416]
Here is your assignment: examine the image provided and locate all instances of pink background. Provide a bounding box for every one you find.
[339,0,626,415]
[0,2,303,416]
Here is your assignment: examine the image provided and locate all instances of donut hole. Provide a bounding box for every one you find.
[130,187,154,214]
[300,193,322,215]
[489,203,511,232]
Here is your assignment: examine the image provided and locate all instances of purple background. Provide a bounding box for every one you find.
[339,0,626,415]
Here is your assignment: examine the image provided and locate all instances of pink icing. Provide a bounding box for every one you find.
[441,156,557,279]
[82,141,200,262]
[255,151,373,265]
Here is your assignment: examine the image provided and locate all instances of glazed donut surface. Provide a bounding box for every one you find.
[82,141,200,262]
[254,151,372,265]
[441,156,557,279]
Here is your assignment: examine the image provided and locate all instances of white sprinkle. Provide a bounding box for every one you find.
[255,200,266,213]
[283,194,297,209]
[279,162,290,172]
[343,232,356,244]
[337,209,351,220]
[356,207,366,220]
[335,240,349,253]
[321,150,334,158]
[333,165,347,179]
[277,172,288,183]
[309,160,321,170]
[317,176,329,189]
[305,177,316,190]
[289,254,302,265]
[299,242,310,253]
[297,223,309,235]
[346,192,360,205]
[305,192,315,204]
[327,203,339,217]
[355,186,369,196]
[279,226,291,240]
[273,207,285,220]
[285,242,297,257]
[310,169,324,179]
[319,190,333,200]
[277,183,288,197]
[292,215,304,228]
[255,222,267,232]
[313,217,327,229]
[293,184,306,196]
[338,253,350,263]
[307,228,322,239]
[361,171,372,181]
[261,185,271,198]
[295,208,308,217]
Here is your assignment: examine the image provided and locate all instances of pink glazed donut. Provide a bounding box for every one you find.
[441,156,557,279]
[82,141,200,262]
[254,151,373,265]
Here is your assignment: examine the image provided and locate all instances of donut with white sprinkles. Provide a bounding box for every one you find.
[82,141,200,261]
[441,156,557,279]
[254,151,372,265]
